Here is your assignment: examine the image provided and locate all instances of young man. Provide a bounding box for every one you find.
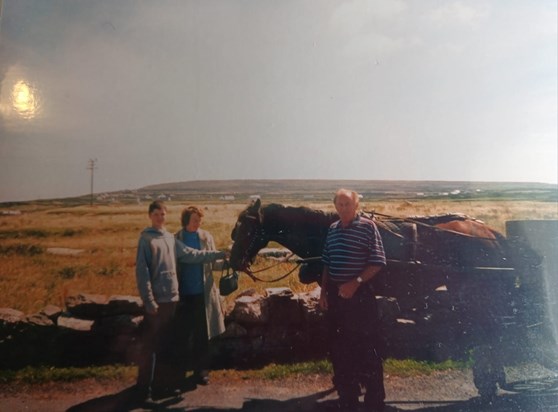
[319,189,387,412]
[134,200,225,400]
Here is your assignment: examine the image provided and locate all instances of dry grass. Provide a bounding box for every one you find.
[0,199,556,314]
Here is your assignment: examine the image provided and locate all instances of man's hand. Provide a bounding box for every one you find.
[146,306,158,315]
[338,278,360,299]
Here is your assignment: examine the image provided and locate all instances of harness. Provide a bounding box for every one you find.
[238,211,508,284]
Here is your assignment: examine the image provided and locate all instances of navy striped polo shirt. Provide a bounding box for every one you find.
[322,215,386,284]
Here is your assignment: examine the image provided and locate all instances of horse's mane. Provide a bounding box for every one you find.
[262,203,338,229]
[257,205,482,229]
[242,203,492,237]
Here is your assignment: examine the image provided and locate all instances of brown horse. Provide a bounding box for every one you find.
[230,199,538,302]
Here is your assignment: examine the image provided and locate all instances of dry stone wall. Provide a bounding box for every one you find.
[0,287,468,370]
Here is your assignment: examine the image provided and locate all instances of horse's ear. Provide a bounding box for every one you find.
[249,197,261,212]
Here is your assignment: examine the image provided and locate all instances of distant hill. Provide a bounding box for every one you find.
[138,179,557,202]
[3,179,555,206]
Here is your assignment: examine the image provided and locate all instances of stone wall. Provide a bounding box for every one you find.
[0,286,470,370]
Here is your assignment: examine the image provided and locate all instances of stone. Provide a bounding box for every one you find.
[0,308,25,324]
[40,304,63,321]
[237,288,259,298]
[46,247,85,256]
[107,295,143,316]
[231,295,269,324]
[220,321,248,338]
[25,313,55,327]
[299,291,323,324]
[267,289,303,326]
[265,287,294,298]
[65,293,108,318]
[57,314,94,332]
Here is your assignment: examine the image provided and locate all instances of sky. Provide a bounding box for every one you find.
[0,0,556,202]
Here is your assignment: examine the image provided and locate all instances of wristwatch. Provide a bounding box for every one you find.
[356,276,363,284]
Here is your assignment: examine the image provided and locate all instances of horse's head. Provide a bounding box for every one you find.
[230,198,270,274]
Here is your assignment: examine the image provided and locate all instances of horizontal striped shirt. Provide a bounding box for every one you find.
[322,215,386,284]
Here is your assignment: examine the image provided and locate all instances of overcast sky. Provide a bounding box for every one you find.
[0,0,556,202]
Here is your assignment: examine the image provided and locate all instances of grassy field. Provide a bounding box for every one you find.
[0,198,557,314]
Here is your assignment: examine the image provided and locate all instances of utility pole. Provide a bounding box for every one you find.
[87,158,97,206]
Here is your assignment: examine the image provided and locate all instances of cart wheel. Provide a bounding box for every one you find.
[472,345,506,399]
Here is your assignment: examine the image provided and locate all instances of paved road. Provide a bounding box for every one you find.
[2,369,558,411]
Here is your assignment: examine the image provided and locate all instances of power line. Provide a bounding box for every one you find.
[87,158,97,206]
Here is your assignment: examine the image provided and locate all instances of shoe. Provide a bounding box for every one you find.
[129,384,150,402]
[321,399,360,411]
[150,386,182,400]
[195,370,210,385]
[363,399,385,412]
[362,404,384,411]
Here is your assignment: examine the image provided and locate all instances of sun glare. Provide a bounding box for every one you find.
[12,80,39,119]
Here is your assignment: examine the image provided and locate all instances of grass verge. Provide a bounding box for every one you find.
[0,358,470,385]
[0,365,136,385]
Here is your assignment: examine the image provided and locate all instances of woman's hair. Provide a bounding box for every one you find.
[181,205,204,227]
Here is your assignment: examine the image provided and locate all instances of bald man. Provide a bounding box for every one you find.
[320,189,387,412]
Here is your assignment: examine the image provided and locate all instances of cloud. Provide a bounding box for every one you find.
[426,1,490,28]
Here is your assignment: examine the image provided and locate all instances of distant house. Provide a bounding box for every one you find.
[220,195,235,201]
[0,210,22,216]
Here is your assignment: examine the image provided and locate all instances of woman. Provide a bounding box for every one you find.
[174,206,225,386]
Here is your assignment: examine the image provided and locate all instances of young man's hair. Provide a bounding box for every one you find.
[181,206,204,227]
[148,200,167,214]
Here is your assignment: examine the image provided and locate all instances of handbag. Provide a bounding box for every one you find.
[219,264,239,296]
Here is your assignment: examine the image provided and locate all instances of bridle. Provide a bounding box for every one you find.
[235,213,321,283]
[236,214,266,273]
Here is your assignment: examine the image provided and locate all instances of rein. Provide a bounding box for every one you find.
[247,251,296,274]
[245,260,301,283]
[244,251,322,284]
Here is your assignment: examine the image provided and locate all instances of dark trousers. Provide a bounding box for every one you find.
[137,302,181,389]
[174,294,210,374]
[326,283,385,409]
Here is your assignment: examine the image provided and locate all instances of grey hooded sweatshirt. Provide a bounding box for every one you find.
[136,226,225,313]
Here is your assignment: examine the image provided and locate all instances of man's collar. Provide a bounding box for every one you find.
[337,214,360,229]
